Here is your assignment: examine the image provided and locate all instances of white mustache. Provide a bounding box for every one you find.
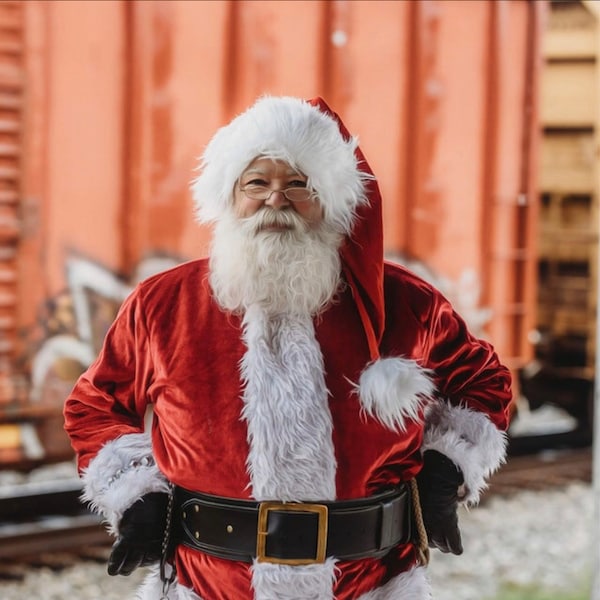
[245,208,307,234]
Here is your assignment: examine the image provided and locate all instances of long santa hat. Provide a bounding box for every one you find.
[191,96,385,360]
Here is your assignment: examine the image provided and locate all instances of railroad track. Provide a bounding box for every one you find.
[0,479,110,580]
[485,445,592,500]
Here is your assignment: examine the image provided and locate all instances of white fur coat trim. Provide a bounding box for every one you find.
[356,565,431,600]
[251,559,338,600]
[240,305,337,598]
[81,431,169,534]
[136,563,430,600]
[421,401,507,505]
[357,357,435,432]
[240,305,337,501]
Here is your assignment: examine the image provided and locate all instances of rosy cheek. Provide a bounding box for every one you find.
[235,198,259,218]
[311,205,324,223]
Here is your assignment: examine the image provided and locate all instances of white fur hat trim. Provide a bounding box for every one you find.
[191,96,371,235]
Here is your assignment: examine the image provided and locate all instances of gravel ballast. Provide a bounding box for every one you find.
[429,482,592,599]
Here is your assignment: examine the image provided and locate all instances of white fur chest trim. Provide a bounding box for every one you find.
[357,357,436,432]
[240,305,337,501]
[240,305,337,599]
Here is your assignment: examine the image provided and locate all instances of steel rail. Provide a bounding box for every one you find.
[0,479,109,560]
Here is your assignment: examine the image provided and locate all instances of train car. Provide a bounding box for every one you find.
[0,0,545,467]
[514,0,599,453]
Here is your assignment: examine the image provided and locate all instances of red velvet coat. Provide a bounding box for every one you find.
[64,258,512,599]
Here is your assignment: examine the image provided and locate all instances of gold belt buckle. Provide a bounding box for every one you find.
[256,502,329,565]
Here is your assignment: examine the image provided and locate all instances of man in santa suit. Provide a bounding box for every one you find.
[64,96,512,599]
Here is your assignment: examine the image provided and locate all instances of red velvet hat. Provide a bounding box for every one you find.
[308,98,384,361]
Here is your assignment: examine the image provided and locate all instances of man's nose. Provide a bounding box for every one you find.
[264,189,289,210]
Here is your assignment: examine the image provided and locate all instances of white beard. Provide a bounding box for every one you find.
[209,209,343,316]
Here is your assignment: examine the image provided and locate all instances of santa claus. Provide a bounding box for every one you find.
[64,96,512,599]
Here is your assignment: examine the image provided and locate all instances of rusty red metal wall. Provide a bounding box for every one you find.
[0,0,544,461]
[0,1,27,403]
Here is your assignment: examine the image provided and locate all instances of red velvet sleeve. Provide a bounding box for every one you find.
[425,292,513,431]
[63,286,154,471]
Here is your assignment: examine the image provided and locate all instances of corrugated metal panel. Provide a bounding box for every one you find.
[480,0,543,373]
[0,0,24,403]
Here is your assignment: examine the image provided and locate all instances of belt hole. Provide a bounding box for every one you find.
[194,505,200,513]
[226,525,233,533]
[182,511,187,519]
[195,531,200,539]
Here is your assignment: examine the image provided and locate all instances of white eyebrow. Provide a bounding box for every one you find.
[241,167,306,178]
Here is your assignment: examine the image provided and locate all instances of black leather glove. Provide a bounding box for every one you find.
[416,449,464,555]
[107,492,169,576]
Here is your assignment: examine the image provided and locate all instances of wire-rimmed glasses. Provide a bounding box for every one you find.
[239,183,316,204]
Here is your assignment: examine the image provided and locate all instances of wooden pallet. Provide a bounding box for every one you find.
[536,0,599,379]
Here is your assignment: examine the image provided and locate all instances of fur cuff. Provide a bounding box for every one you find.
[421,401,507,505]
[80,432,169,534]
[357,357,435,432]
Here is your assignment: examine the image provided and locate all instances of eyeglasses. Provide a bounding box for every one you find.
[239,183,316,204]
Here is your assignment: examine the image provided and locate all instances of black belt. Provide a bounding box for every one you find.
[174,485,412,565]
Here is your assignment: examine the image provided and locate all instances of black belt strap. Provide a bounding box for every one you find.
[174,485,412,564]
